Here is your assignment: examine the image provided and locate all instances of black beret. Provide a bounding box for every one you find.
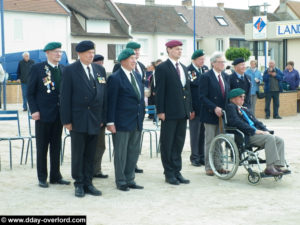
[93,54,104,62]
[76,40,95,53]
[232,57,245,66]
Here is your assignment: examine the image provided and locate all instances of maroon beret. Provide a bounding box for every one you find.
[165,40,183,48]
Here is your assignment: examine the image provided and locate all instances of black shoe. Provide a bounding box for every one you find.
[38,181,49,188]
[176,174,190,184]
[135,167,143,173]
[84,185,102,196]
[265,116,270,119]
[273,116,282,119]
[117,184,130,191]
[191,161,201,167]
[94,172,108,179]
[50,179,70,185]
[128,184,144,189]
[165,177,180,185]
[75,186,85,198]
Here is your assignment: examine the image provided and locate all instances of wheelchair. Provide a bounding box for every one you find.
[208,111,290,185]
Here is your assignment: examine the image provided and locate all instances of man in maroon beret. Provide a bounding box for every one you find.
[155,40,193,185]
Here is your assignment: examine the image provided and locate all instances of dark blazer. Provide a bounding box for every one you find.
[155,59,192,120]
[60,60,107,135]
[107,68,145,132]
[226,103,268,143]
[199,69,230,124]
[229,72,251,108]
[113,61,146,84]
[27,61,63,122]
[187,63,209,116]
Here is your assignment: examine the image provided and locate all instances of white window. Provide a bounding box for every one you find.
[14,19,23,41]
[215,16,228,26]
[116,44,126,59]
[86,19,110,33]
[137,38,148,55]
[178,13,188,24]
[217,39,224,52]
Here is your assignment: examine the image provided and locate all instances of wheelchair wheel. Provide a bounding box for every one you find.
[248,171,261,185]
[209,134,239,180]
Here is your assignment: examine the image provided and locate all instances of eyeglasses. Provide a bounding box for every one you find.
[51,50,62,54]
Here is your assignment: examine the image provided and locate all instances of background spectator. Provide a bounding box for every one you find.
[283,61,299,90]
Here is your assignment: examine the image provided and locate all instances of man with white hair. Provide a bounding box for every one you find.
[17,51,35,111]
[199,52,230,176]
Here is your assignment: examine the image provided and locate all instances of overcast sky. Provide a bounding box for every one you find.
[114,0,300,13]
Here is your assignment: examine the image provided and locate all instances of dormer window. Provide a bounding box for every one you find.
[86,19,110,33]
[178,13,188,24]
[214,16,228,26]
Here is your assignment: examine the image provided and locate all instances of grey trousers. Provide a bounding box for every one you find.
[112,130,141,187]
[250,94,257,116]
[204,123,220,170]
[248,134,285,166]
[189,116,205,163]
[93,126,106,175]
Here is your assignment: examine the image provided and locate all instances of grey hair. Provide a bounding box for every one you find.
[210,52,224,64]
[22,52,30,57]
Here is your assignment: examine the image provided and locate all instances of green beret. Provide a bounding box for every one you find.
[228,88,245,99]
[192,49,205,60]
[126,41,141,49]
[43,42,61,52]
[118,48,135,62]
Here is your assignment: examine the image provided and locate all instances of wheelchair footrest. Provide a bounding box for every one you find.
[248,158,266,164]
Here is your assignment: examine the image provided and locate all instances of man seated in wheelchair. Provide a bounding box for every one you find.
[226,88,290,176]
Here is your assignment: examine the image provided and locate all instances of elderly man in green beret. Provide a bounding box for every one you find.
[107,48,145,191]
[27,42,70,188]
[188,49,209,167]
[226,88,290,176]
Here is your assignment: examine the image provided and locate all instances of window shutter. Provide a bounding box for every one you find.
[71,43,78,60]
[108,44,116,60]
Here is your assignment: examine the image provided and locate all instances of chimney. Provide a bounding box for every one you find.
[182,0,192,8]
[217,2,224,11]
[249,5,261,16]
[145,0,155,5]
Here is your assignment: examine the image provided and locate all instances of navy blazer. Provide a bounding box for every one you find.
[187,63,209,116]
[107,68,145,132]
[229,72,251,108]
[226,103,268,144]
[155,59,192,120]
[60,60,107,135]
[27,61,63,122]
[199,69,230,124]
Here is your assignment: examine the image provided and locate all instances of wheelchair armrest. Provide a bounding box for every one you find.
[225,126,238,131]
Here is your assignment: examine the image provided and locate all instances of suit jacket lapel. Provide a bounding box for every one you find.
[166,59,182,88]
[120,69,139,101]
[76,61,93,93]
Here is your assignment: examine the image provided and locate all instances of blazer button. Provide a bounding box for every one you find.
[88,106,90,109]
[184,96,186,99]
[183,88,185,91]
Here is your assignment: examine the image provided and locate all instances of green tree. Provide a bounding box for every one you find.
[225,47,251,61]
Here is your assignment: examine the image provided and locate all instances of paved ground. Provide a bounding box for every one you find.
[0,104,300,225]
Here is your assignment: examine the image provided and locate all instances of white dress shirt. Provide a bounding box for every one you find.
[169,58,186,86]
[80,61,94,80]
[213,68,225,88]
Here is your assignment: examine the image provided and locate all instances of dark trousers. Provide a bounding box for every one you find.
[35,117,63,182]
[93,126,106,175]
[70,131,98,187]
[160,119,187,178]
[21,83,28,110]
[112,130,141,187]
[189,116,205,163]
[265,91,280,117]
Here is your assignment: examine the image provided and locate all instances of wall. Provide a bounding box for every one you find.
[3,11,70,59]
[287,39,300,70]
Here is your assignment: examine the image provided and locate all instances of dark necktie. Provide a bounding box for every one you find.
[87,66,96,87]
[240,75,244,81]
[175,62,181,79]
[53,66,61,90]
[218,74,225,98]
[199,67,202,74]
[130,72,141,99]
